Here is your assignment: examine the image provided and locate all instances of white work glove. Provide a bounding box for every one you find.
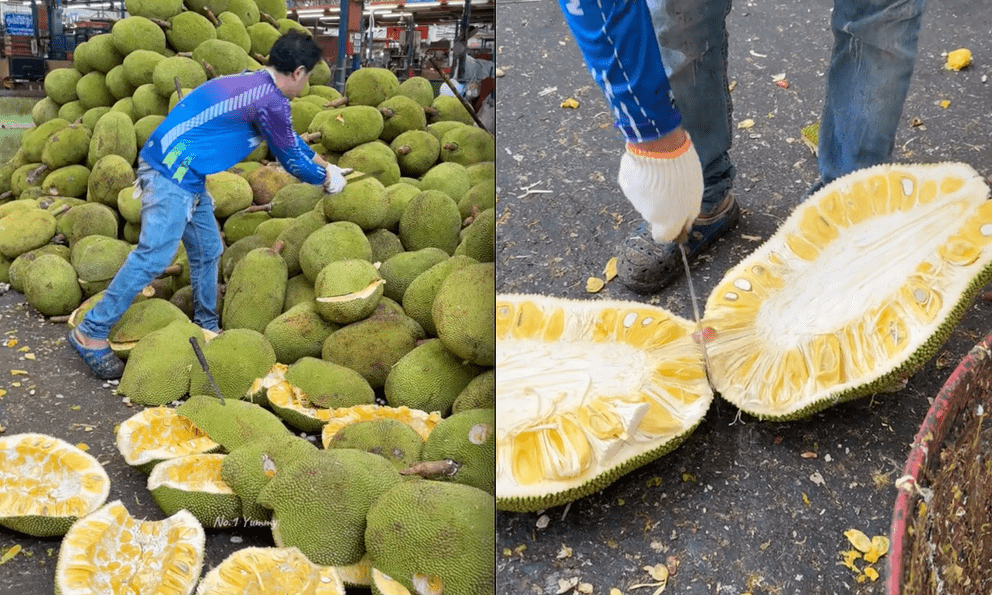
[324,164,347,195]
[617,134,704,243]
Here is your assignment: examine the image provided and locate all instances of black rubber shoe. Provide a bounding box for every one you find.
[616,194,741,294]
[68,328,125,380]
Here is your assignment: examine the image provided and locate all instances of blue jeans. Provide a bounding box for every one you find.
[77,160,223,339]
[646,0,925,208]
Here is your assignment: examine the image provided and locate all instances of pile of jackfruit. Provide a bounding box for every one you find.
[0,0,495,593]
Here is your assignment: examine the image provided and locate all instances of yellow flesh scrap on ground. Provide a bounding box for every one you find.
[56,501,205,595]
[495,294,712,509]
[194,547,345,595]
[116,407,219,468]
[703,163,992,418]
[0,433,109,523]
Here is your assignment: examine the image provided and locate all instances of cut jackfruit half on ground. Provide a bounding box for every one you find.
[55,500,205,595]
[265,379,334,432]
[495,294,712,513]
[319,404,443,448]
[0,433,110,537]
[116,406,220,474]
[147,453,242,529]
[703,162,992,420]
[194,547,345,595]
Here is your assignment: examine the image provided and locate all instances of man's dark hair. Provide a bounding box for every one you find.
[267,30,323,74]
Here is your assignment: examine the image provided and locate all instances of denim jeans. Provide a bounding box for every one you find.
[645,0,925,207]
[76,160,224,339]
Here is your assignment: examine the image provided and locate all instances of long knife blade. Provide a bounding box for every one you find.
[679,242,716,392]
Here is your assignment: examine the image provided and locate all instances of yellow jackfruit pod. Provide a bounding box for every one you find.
[495,294,712,513]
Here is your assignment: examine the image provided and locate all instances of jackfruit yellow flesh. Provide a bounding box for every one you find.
[495,294,712,512]
[704,163,992,419]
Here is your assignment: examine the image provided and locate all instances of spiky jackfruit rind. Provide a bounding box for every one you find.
[703,162,992,421]
[175,394,292,452]
[147,453,242,528]
[494,294,713,513]
[0,433,110,537]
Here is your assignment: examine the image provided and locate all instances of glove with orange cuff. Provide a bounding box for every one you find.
[617,132,704,243]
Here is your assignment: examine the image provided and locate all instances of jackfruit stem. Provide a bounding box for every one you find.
[270,240,285,255]
[326,97,348,108]
[25,164,48,185]
[245,203,273,214]
[50,204,72,218]
[202,61,217,79]
[300,132,321,143]
[48,314,71,324]
[379,107,396,119]
[203,9,219,26]
[252,52,267,64]
[260,12,279,27]
[149,18,171,30]
[399,459,461,479]
[174,77,184,100]
[160,264,183,277]
[443,142,459,151]
[0,191,10,201]
[395,145,412,156]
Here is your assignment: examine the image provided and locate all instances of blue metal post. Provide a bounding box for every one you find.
[335,0,349,92]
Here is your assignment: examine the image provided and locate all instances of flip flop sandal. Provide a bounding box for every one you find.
[68,329,125,380]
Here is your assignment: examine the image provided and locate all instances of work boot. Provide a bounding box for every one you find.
[617,193,741,294]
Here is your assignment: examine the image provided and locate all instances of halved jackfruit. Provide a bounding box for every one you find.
[55,500,205,595]
[0,433,111,537]
[319,404,443,449]
[194,547,345,595]
[495,294,712,512]
[115,406,220,474]
[704,162,992,419]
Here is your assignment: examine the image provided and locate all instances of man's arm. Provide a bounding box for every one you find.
[256,99,327,185]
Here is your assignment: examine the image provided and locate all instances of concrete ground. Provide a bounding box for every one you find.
[495,0,992,594]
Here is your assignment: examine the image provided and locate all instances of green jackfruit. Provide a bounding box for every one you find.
[402,254,477,336]
[70,235,132,296]
[87,154,136,207]
[134,115,166,149]
[192,39,249,76]
[184,0,230,17]
[366,228,405,263]
[308,61,332,86]
[82,34,125,74]
[457,179,496,219]
[70,40,95,75]
[427,120,466,142]
[59,202,119,247]
[322,174,389,230]
[205,171,253,218]
[336,141,400,187]
[247,22,281,57]
[419,161,471,203]
[289,99,321,136]
[166,11,216,53]
[398,190,462,255]
[75,72,115,110]
[252,217,293,245]
[57,101,85,124]
[466,160,495,186]
[344,67,398,107]
[298,221,373,283]
[452,368,495,413]
[117,320,205,405]
[285,356,374,408]
[283,274,315,311]
[188,329,277,402]
[109,97,135,123]
[379,247,449,304]
[226,0,259,26]
[220,434,317,522]
[269,183,323,218]
[255,448,402,566]
[245,164,299,205]
[22,118,70,163]
[215,11,251,52]
[314,259,384,324]
[439,125,495,166]
[317,106,383,152]
[114,185,140,226]
[454,207,495,263]
[220,234,268,282]
[31,97,61,125]
[9,163,44,197]
[395,76,435,108]
[326,419,423,471]
[153,56,207,97]
[41,165,90,199]
[263,301,339,364]
[82,106,112,131]
[428,95,475,126]
[106,298,190,350]
[384,338,483,416]
[0,207,57,258]
[419,408,495,494]
[22,253,81,316]
[7,244,70,293]
[87,112,137,167]
[321,303,425,388]
[44,68,82,105]
[41,123,91,169]
[377,95,427,142]
[222,244,288,332]
[365,480,494,595]
[222,210,270,244]
[146,453,241,528]
[132,84,170,120]
[125,0,183,20]
[112,16,167,55]
[252,0,285,19]
[390,130,440,178]
[433,262,494,366]
[273,209,324,277]
[176,394,292,452]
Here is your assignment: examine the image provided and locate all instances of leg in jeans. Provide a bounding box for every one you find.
[77,169,193,340]
[182,189,223,332]
[817,0,926,186]
[647,0,735,213]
